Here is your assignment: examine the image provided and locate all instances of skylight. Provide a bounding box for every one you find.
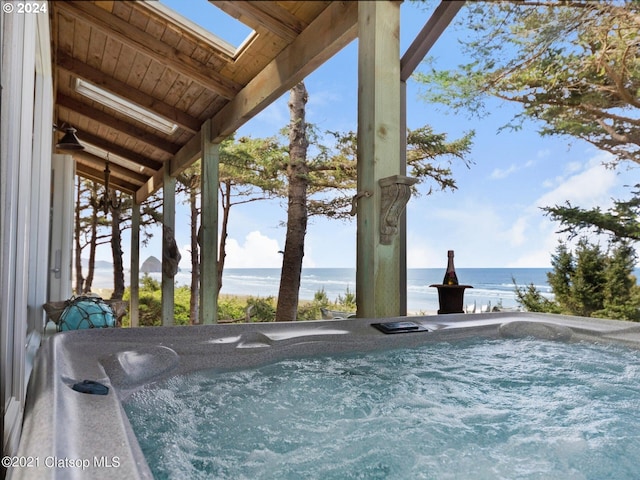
[157,0,254,54]
[75,79,178,135]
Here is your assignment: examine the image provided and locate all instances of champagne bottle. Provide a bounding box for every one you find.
[443,250,459,285]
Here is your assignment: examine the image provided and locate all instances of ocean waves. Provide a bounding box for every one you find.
[88,267,553,314]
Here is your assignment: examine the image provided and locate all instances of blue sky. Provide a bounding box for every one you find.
[105,0,637,270]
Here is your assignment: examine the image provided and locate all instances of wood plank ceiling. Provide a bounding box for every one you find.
[51,0,357,202]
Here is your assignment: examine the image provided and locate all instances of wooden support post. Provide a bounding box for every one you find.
[399,80,408,316]
[200,119,219,324]
[161,168,176,326]
[356,1,403,318]
[130,201,140,327]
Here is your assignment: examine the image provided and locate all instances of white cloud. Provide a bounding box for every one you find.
[505,152,621,267]
[489,159,535,180]
[409,200,513,267]
[506,217,528,246]
[307,88,341,109]
[536,157,617,209]
[490,164,518,180]
[508,248,554,268]
[507,222,558,267]
[407,234,440,268]
[224,231,282,268]
[564,161,583,174]
[415,151,625,268]
[301,245,317,268]
[179,244,193,267]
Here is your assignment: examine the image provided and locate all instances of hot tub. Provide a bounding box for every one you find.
[10,312,640,479]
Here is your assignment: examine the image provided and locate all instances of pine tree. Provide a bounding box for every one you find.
[596,241,640,321]
[516,238,640,321]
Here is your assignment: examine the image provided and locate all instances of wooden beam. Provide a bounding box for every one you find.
[356,1,403,318]
[210,0,358,142]
[161,168,176,327]
[72,151,149,185]
[399,82,408,316]
[74,163,138,195]
[170,130,202,177]
[199,119,218,324]
[135,129,202,202]
[130,201,140,328]
[57,93,181,155]
[141,1,236,60]
[57,51,201,134]
[212,1,305,42]
[68,127,162,172]
[135,167,164,205]
[400,1,465,81]
[57,1,241,99]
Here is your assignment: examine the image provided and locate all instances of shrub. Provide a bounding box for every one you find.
[218,296,247,321]
[336,286,356,310]
[122,282,359,325]
[246,296,276,322]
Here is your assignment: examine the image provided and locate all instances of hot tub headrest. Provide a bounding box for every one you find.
[499,321,573,342]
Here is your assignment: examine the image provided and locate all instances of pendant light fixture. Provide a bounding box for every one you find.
[55,125,85,151]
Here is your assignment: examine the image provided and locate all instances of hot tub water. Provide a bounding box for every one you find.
[124,338,640,479]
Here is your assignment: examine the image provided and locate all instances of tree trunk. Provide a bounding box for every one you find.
[189,184,200,324]
[217,181,232,296]
[276,82,309,321]
[110,194,125,300]
[74,177,85,294]
[84,196,99,293]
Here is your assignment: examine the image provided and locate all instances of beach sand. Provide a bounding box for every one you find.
[86,288,435,318]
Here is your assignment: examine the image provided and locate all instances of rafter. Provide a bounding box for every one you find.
[135,167,165,205]
[73,151,150,186]
[57,51,201,134]
[67,128,162,172]
[169,130,202,177]
[400,1,465,81]
[75,162,139,195]
[212,1,305,42]
[56,1,241,99]
[138,127,203,200]
[57,94,181,155]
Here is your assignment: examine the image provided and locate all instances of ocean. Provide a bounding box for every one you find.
[90,267,552,313]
